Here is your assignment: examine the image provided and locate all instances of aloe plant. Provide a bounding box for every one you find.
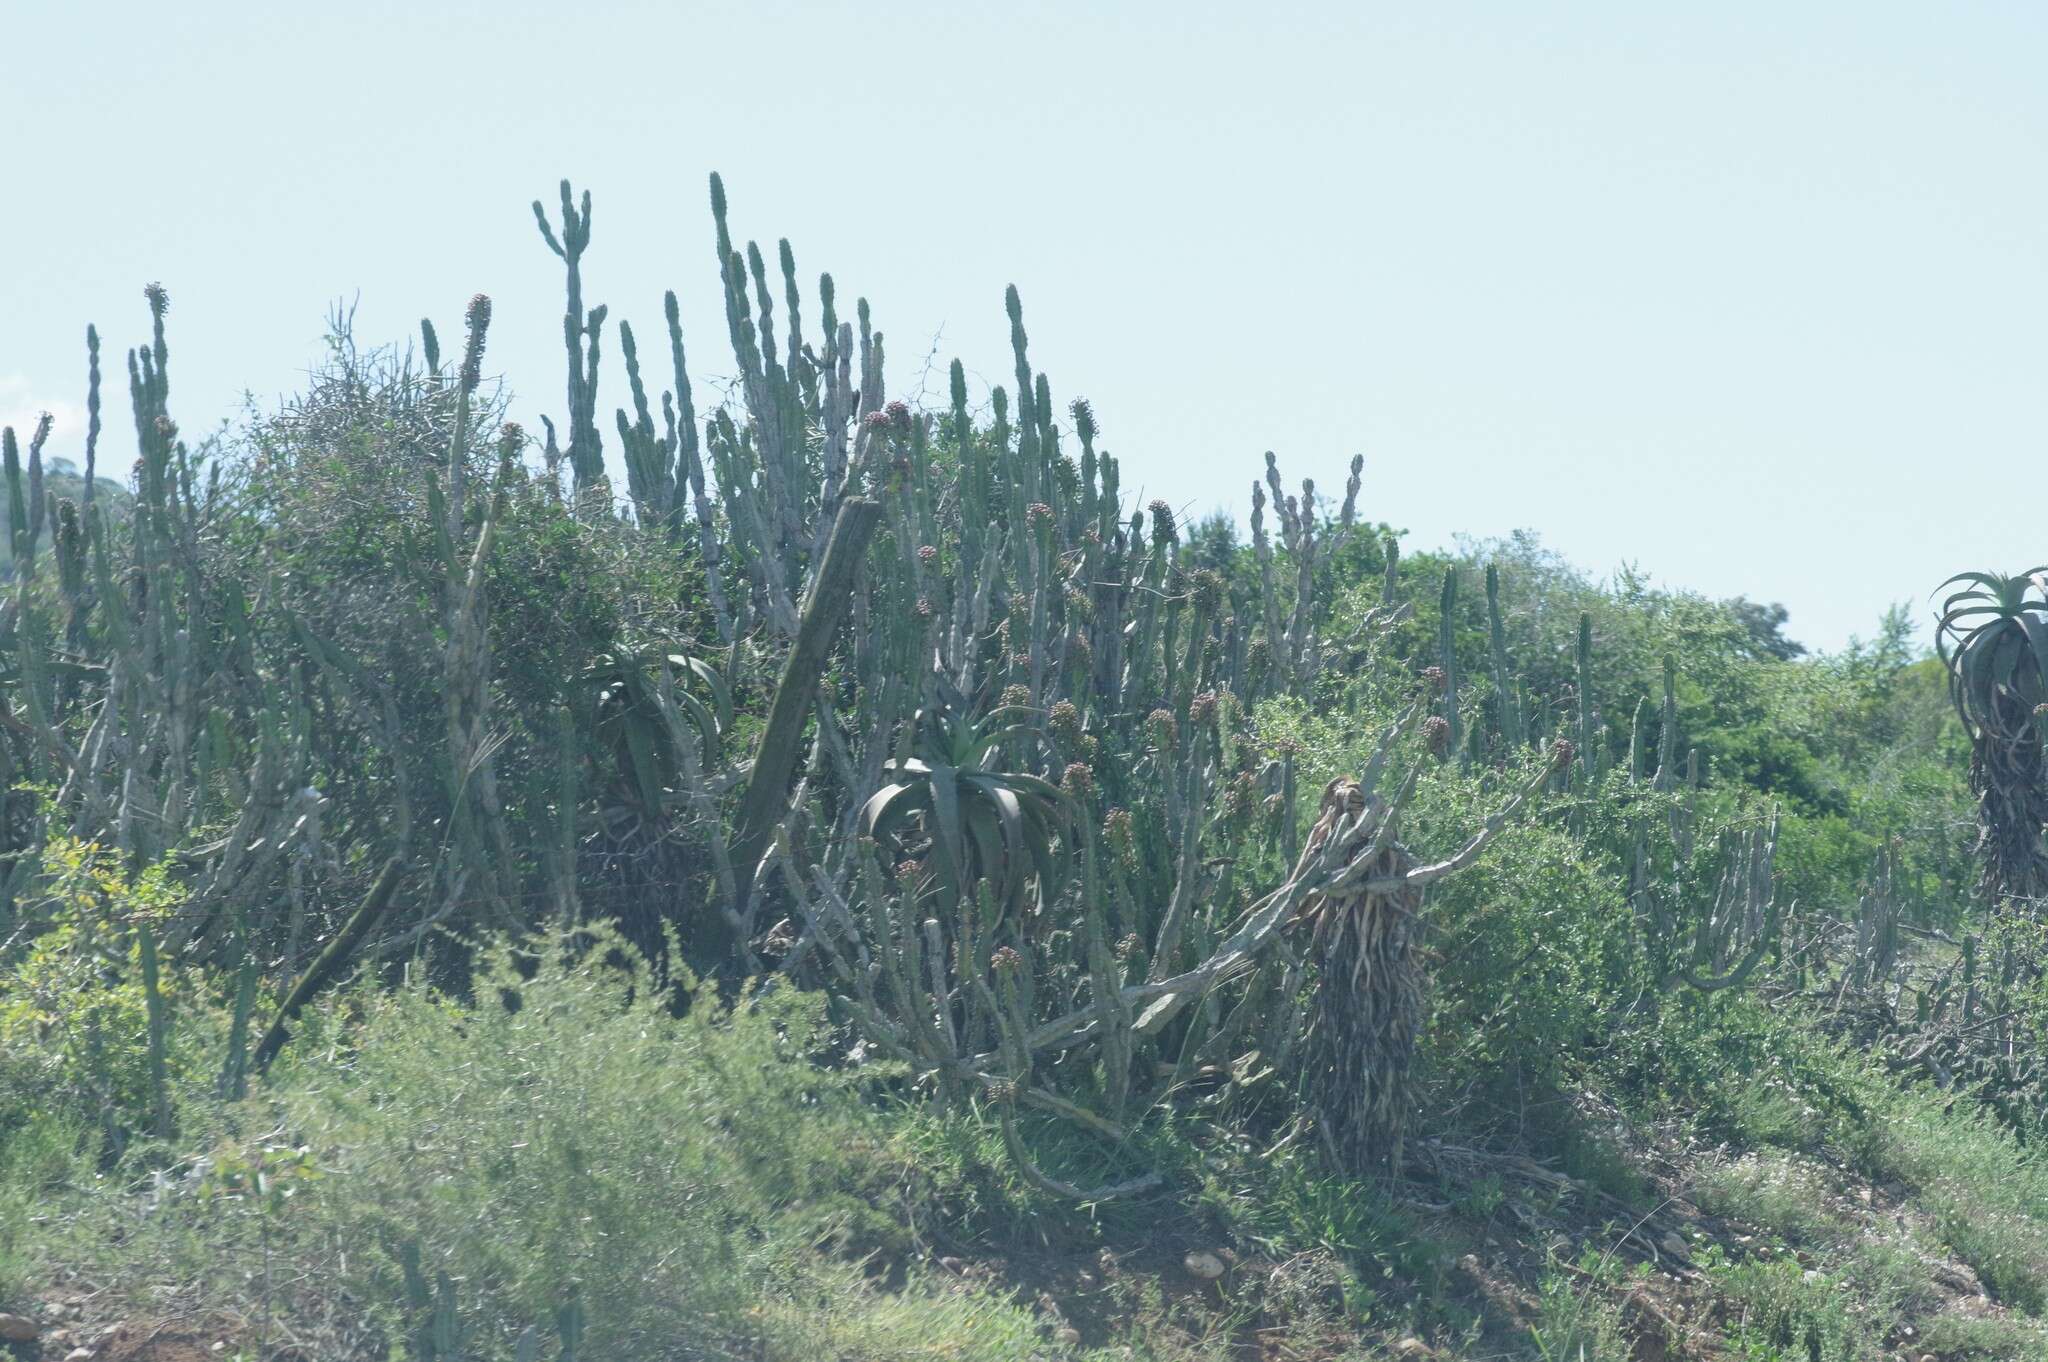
[857,684,1071,926]
[581,640,730,817]
[1936,568,2048,911]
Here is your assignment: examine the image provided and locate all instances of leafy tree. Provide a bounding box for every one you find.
[1727,596,1809,661]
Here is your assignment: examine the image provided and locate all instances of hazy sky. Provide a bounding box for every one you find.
[5,2,2042,653]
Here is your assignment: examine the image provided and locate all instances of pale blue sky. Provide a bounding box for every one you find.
[5,2,2042,652]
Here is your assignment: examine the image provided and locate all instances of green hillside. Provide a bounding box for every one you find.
[1,183,2044,1362]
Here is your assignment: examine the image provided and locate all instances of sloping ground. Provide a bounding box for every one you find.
[897,1105,2048,1360]
[9,945,2048,1362]
[7,1104,2047,1362]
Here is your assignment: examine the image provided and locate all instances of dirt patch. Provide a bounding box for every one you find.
[82,1320,245,1362]
[5,1315,253,1362]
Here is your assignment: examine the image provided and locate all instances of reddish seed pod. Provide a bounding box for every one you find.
[1147,499,1176,544]
[1062,761,1094,796]
[1050,700,1080,740]
[1146,708,1177,746]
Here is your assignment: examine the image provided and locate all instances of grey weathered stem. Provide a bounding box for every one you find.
[732,497,883,903]
[251,852,410,1074]
[1368,753,1565,891]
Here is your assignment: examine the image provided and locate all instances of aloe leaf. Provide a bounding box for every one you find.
[857,782,919,843]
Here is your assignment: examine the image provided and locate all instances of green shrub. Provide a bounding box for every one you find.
[1913,1306,2048,1359]
[1529,1253,1631,1361]
[12,931,1055,1361]
[0,838,219,1155]
[1715,1256,1877,1362]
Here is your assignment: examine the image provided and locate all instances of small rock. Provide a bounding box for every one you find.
[1659,1231,1688,1257]
[0,1314,39,1342]
[66,1349,97,1362]
[1183,1250,1226,1280]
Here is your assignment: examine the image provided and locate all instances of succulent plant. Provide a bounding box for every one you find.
[857,687,1071,925]
[1937,568,2048,910]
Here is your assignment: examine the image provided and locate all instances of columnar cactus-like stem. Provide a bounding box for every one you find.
[533,179,608,495]
[1638,808,1784,994]
[1485,563,1524,751]
[1250,479,1285,692]
[1851,842,1900,988]
[1628,696,1648,785]
[18,412,50,574]
[614,319,677,528]
[1438,568,1464,768]
[1576,613,1598,787]
[1,427,24,574]
[138,920,172,1139]
[82,325,101,513]
[1653,655,1679,792]
[1005,286,1038,503]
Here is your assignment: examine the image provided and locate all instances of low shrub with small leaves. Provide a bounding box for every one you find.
[17,930,1052,1361]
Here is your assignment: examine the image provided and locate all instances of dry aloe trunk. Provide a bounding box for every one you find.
[428,299,519,923]
[251,851,410,1075]
[730,496,883,927]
